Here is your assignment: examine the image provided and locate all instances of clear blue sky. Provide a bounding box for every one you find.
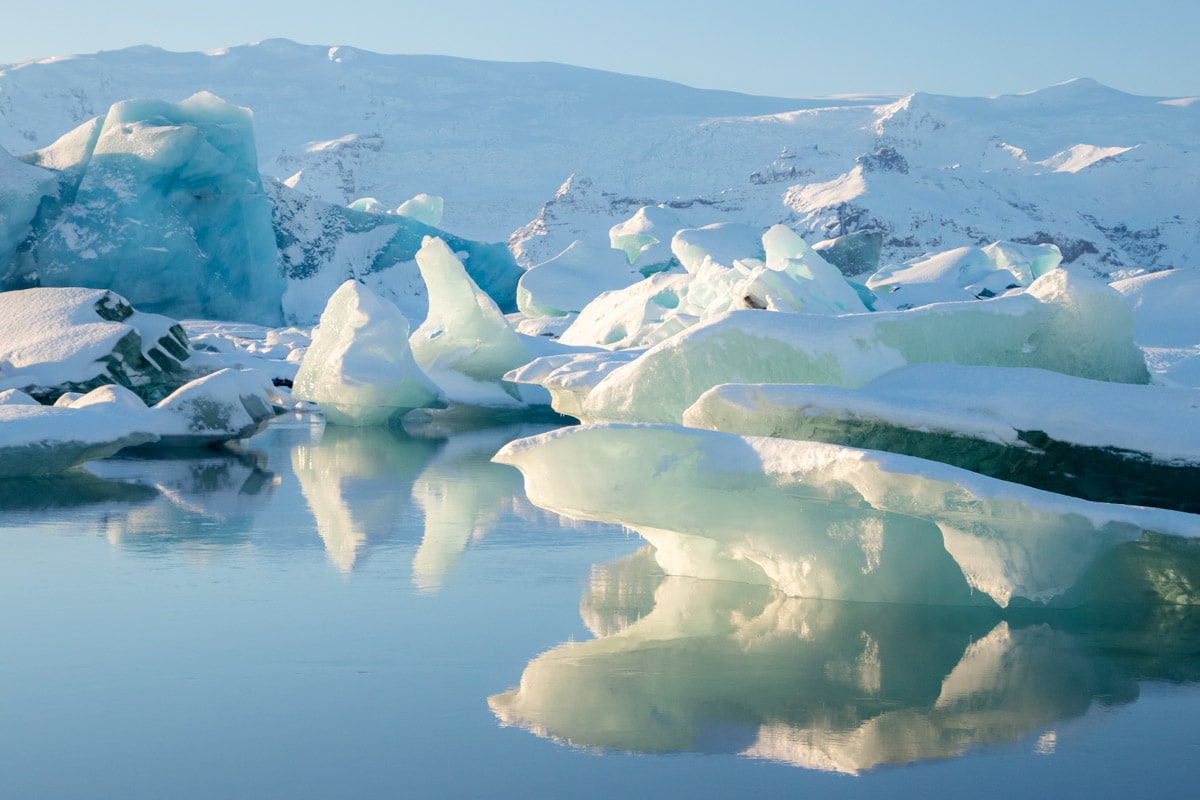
[2,0,1196,98]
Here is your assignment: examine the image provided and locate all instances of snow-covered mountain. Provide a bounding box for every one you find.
[3,39,1194,277]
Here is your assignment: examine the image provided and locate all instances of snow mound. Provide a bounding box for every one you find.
[0,286,203,404]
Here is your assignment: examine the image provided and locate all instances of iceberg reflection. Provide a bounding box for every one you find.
[411,427,535,592]
[293,424,438,572]
[88,446,279,549]
[293,422,558,581]
[491,546,1200,773]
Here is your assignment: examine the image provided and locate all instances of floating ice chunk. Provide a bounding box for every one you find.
[0,389,41,406]
[608,205,684,275]
[517,240,640,318]
[557,272,698,350]
[293,280,440,426]
[1112,268,1200,387]
[671,222,765,273]
[183,320,311,387]
[396,193,444,227]
[571,269,1148,424]
[411,237,532,406]
[868,241,1063,308]
[496,424,1199,606]
[21,93,286,324]
[152,368,279,445]
[813,230,884,276]
[0,287,203,404]
[684,364,1200,511]
[0,385,157,475]
[347,197,385,214]
[1112,268,1200,349]
[753,224,869,314]
[1,144,58,267]
[559,225,866,350]
[504,350,642,420]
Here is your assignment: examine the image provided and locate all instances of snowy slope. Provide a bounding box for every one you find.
[0,41,1195,277]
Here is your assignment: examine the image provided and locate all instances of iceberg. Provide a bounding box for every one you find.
[396,193,444,227]
[868,241,1063,309]
[555,269,1149,424]
[558,224,868,350]
[684,364,1200,511]
[272,181,522,326]
[0,286,203,404]
[812,230,884,277]
[292,280,441,426]
[17,93,286,324]
[504,350,642,420]
[492,555,1190,771]
[410,237,532,407]
[516,240,639,318]
[0,144,57,270]
[150,368,280,445]
[608,205,684,275]
[495,424,1200,607]
[0,386,156,475]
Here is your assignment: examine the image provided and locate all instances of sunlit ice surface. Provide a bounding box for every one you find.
[0,417,1197,798]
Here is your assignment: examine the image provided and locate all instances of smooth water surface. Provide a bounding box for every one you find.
[1,419,1198,798]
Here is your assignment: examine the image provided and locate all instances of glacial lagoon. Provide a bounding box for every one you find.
[2,418,1198,798]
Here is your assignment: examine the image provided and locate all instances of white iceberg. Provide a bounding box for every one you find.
[0,386,157,475]
[684,364,1200,510]
[495,424,1200,607]
[0,286,203,404]
[558,224,868,350]
[516,240,640,318]
[868,241,1064,308]
[150,368,280,446]
[396,193,444,227]
[293,280,441,426]
[556,269,1148,424]
[410,237,532,407]
[608,205,684,275]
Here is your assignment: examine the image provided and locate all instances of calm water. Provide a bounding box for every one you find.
[1,419,1198,799]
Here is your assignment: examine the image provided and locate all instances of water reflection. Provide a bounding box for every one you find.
[88,446,279,549]
[411,428,532,591]
[291,422,556,583]
[491,545,1200,773]
[292,425,438,572]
